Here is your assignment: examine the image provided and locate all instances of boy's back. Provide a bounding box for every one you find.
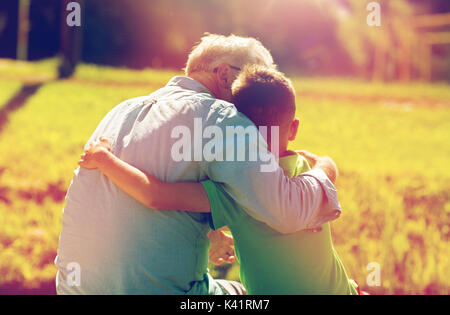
[202,153,357,294]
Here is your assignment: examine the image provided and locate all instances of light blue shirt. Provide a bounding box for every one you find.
[55,76,341,294]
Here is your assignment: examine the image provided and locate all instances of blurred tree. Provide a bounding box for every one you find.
[17,0,30,60]
[0,1,18,59]
[59,0,83,78]
[29,0,61,61]
[1,0,448,81]
[409,0,450,14]
[335,0,416,81]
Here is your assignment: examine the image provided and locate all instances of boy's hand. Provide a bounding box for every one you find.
[78,137,111,170]
[297,150,338,183]
[296,150,319,167]
[207,229,236,266]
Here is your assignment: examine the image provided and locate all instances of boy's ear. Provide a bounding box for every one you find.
[288,117,300,141]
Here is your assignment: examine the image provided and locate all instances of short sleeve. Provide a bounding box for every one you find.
[201,180,244,230]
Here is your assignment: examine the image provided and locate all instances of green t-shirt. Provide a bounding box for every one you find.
[202,153,358,295]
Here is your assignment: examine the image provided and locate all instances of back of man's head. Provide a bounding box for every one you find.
[231,65,296,132]
[185,34,275,75]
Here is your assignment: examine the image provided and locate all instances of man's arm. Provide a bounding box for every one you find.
[201,105,342,234]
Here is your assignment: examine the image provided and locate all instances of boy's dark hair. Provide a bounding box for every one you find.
[231,65,296,129]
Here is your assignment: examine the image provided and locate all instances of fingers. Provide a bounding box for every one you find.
[304,226,322,233]
[209,246,235,265]
[296,150,319,166]
[99,136,111,145]
[297,150,317,160]
[209,249,223,266]
[78,152,89,167]
[85,137,111,155]
[98,136,111,151]
[210,253,235,266]
[224,255,236,264]
[209,247,236,265]
[79,152,86,162]
[208,229,235,265]
[315,156,338,183]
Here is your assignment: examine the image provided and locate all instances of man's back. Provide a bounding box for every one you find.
[56,77,219,294]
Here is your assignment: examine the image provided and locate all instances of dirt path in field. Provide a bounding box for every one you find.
[0,82,50,205]
[0,82,45,134]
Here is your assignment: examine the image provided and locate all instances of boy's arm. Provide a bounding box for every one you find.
[80,138,235,266]
[78,138,211,213]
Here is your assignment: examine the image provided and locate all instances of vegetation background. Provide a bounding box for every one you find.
[0,0,449,294]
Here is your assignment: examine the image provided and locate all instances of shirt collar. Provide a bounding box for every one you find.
[279,153,300,178]
[166,76,214,96]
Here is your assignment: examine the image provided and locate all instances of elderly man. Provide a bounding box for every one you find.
[55,34,339,294]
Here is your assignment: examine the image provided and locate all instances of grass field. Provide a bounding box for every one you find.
[0,59,449,294]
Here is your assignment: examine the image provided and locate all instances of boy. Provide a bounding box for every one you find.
[79,65,358,294]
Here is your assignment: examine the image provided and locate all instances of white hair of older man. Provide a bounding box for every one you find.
[184,33,276,75]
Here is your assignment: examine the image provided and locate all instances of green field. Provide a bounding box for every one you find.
[0,59,449,294]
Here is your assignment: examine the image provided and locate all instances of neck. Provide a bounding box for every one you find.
[189,72,219,98]
[269,144,292,158]
[279,149,296,158]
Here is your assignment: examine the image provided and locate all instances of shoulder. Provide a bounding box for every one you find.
[205,99,253,128]
[297,155,311,173]
[100,96,152,122]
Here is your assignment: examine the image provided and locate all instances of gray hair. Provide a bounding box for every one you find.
[184,33,276,75]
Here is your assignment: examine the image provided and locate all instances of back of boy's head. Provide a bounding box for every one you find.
[231,65,296,132]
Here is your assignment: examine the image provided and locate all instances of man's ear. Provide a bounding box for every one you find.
[215,64,231,89]
[288,117,300,141]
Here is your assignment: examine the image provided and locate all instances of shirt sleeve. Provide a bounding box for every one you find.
[299,169,342,227]
[200,102,341,234]
[201,180,244,231]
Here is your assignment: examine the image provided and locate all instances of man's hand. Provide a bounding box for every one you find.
[78,137,111,169]
[297,150,338,183]
[207,229,236,266]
